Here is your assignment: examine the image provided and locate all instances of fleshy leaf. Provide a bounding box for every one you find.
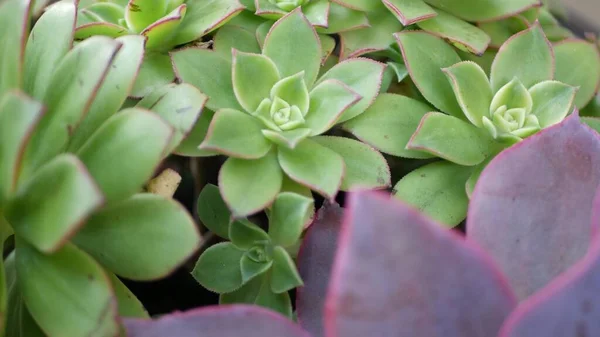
[219,151,283,217]
[125,0,167,33]
[197,183,231,239]
[443,61,493,127]
[268,192,313,247]
[270,247,303,294]
[175,108,219,157]
[395,31,464,118]
[263,8,321,87]
[278,139,344,200]
[422,0,539,22]
[74,22,129,39]
[305,79,361,135]
[342,93,433,159]
[383,0,436,25]
[124,305,308,337]
[304,0,329,27]
[220,274,292,317]
[318,3,369,34]
[0,0,31,97]
[337,9,402,60]
[73,194,200,280]
[314,136,391,191]
[213,25,261,59]
[229,219,270,250]
[241,255,272,284]
[130,51,175,98]
[233,50,281,113]
[108,272,149,319]
[270,72,310,115]
[528,80,577,128]
[467,113,600,300]
[326,190,516,337]
[490,77,533,113]
[7,154,103,253]
[76,108,173,203]
[141,4,187,50]
[393,161,473,226]
[554,39,600,108]
[490,24,554,93]
[316,58,385,123]
[16,240,119,337]
[407,112,497,166]
[192,242,244,294]
[331,0,382,11]
[262,128,312,149]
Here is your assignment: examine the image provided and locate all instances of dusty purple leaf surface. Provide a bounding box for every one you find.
[467,113,600,300]
[325,190,516,337]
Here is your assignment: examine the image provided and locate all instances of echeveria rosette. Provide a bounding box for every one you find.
[193,184,312,317]
[0,2,204,335]
[75,0,245,97]
[172,9,388,218]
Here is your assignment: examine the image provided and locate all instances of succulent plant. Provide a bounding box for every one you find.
[0,1,206,335]
[172,9,390,217]
[75,0,245,97]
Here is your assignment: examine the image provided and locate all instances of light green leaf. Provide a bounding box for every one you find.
[7,154,103,253]
[319,34,335,64]
[219,151,283,217]
[395,31,464,118]
[200,108,272,159]
[407,112,497,166]
[304,0,329,27]
[0,92,44,206]
[0,0,30,97]
[554,39,600,108]
[136,83,208,153]
[331,0,382,11]
[76,108,173,203]
[81,2,124,24]
[125,0,167,33]
[278,138,344,199]
[343,93,434,159]
[393,161,473,227]
[197,183,231,239]
[192,242,244,294]
[24,0,76,100]
[490,77,533,113]
[130,51,175,98]
[68,35,146,152]
[213,25,260,59]
[262,128,312,149]
[73,194,201,281]
[582,116,600,133]
[108,272,149,319]
[141,4,187,50]
[529,80,577,128]
[229,220,270,250]
[317,58,385,123]
[314,136,391,191]
[20,37,121,180]
[443,61,493,127]
[318,2,369,34]
[172,48,243,111]
[268,192,313,247]
[457,49,496,76]
[422,0,539,22]
[233,51,281,113]
[490,24,554,92]
[175,108,219,157]
[270,246,303,294]
[220,273,292,317]
[383,0,436,25]
[271,72,310,115]
[254,0,286,19]
[240,255,272,284]
[256,21,272,48]
[74,22,129,39]
[305,79,361,135]
[263,8,321,87]
[16,240,119,337]
[337,9,402,60]
[225,9,267,32]
[465,155,495,198]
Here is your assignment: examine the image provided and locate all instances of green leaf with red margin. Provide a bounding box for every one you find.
[304,0,329,28]
[0,0,31,97]
[338,9,402,60]
[213,25,261,60]
[305,79,361,135]
[383,0,436,25]
[528,80,577,128]
[232,50,281,113]
[141,4,187,50]
[554,39,600,108]
[74,22,129,39]
[130,51,176,98]
[317,2,369,35]
[174,108,219,157]
[443,61,493,127]
[422,0,539,22]
[125,0,167,33]
[332,0,383,11]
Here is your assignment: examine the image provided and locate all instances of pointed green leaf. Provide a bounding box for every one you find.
[314,136,391,191]
[175,108,219,157]
[0,92,44,206]
[223,8,266,32]
[254,0,286,20]
[262,128,312,149]
[73,194,200,280]
[200,108,272,159]
[24,0,76,100]
[268,192,313,247]
[233,51,281,113]
[393,161,473,227]
[342,93,434,159]
[305,79,361,135]
[0,0,31,97]
[304,0,329,27]
[141,4,187,50]
[125,0,167,33]
[256,21,272,48]
[319,34,335,64]
[383,0,436,25]
[130,51,175,98]
[220,273,292,317]
[108,272,149,319]
[554,39,600,108]
[172,0,245,45]
[338,9,402,60]
[219,151,283,217]
[76,108,173,203]
[7,154,103,253]
[73,22,129,39]
[16,240,119,337]
[278,138,344,199]
[213,25,260,60]
[395,31,464,118]
[229,220,270,250]
[240,255,272,284]
[465,155,495,198]
[192,242,245,294]
[528,80,577,128]
[316,58,385,123]
[136,83,208,153]
[270,246,303,294]
[407,112,497,166]
[318,2,369,34]
[20,37,121,179]
[490,24,554,92]
[197,183,231,239]
[271,72,310,115]
[172,48,243,111]
[263,8,321,87]
[422,0,539,22]
[68,35,146,152]
[332,0,382,11]
[443,61,493,127]
[82,2,125,24]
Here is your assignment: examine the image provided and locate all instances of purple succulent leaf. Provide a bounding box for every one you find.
[498,230,600,337]
[124,305,310,337]
[296,201,344,337]
[325,190,517,337]
[467,112,600,300]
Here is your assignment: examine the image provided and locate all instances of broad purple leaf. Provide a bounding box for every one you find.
[296,201,344,337]
[325,190,516,337]
[498,233,600,337]
[467,112,600,300]
[124,305,309,337]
